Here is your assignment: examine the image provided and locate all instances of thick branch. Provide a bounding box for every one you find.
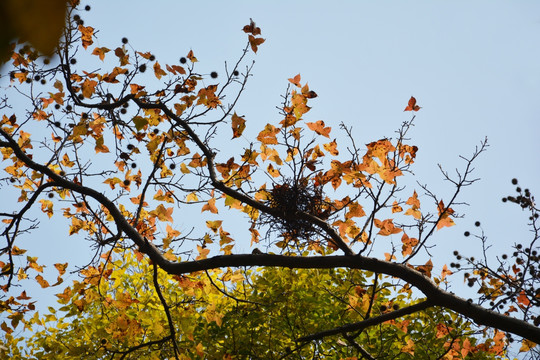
[2,128,539,344]
[156,254,540,343]
[297,300,433,342]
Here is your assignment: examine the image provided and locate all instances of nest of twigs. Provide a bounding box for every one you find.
[259,177,329,244]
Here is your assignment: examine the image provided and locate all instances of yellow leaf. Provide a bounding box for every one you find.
[150,204,174,222]
[186,192,198,202]
[206,220,222,233]
[520,339,537,352]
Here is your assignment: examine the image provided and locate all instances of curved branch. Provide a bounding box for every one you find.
[2,128,539,344]
[297,300,433,342]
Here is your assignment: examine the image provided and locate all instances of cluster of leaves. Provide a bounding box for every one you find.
[0,2,538,359]
[2,252,503,359]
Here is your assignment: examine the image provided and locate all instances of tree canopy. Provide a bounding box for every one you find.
[1,2,539,359]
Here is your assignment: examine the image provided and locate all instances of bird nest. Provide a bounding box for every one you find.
[259,177,329,245]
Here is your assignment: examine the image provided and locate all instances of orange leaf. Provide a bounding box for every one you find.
[91,46,110,61]
[401,339,415,355]
[404,96,421,112]
[150,204,174,222]
[440,264,453,280]
[187,50,198,63]
[196,245,210,260]
[16,290,31,300]
[242,19,262,35]
[81,78,98,98]
[257,124,279,145]
[406,191,420,207]
[137,51,153,60]
[114,47,129,66]
[306,120,331,138]
[78,25,94,49]
[288,74,301,87]
[401,233,418,257]
[153,62,167,80]
[201,198,218,214]
[416,259,433,278]
[374,219,402,236]
[436,200,455,229]
[35,274,50,288]
[345,202,365,219]
[323,139,339,155]
[517,290,531,307]
[206,220,222,232]
[166,64,186,75]
[248,35,265,53]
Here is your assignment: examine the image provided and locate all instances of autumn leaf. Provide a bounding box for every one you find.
[242,19,262,35]
[436,200,455,229]
[323,139,339,155]
[520,339,537,352]
[416,259,433,278]
[91,46,110,61]
[257,124,279,145]
[517,290,531,307]
[166,64,186,75]
[345,202,365,219]
[374,219,402,236]
[231,113,246,139]
[78,25,94,49]
[150,204,174,222]
[54,263,68,276]
[114,47,129,66]
[132,116,148,131]
[288,74,301,87]
[196,245,210,260]
[35,274,50,288]
[81,78,98,98]
[206,220,222,233]
[248,35,265,53]
[153,189,175,203]
[404,96,421,111]
[187,50,198,62]
[153,62,167,80]
[16,290,31,300]
[306,120,331,138]
[186,192,198,202]
[201,198,218,214]
[401,338,415,355]
[392,201,403,213]
[401,233,418,257]
[404,191,422,219]
[440,264,452,281]
[130,84,145,95]
[94,136,110,153]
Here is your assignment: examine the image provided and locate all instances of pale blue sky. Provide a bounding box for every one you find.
[83,0,539,265]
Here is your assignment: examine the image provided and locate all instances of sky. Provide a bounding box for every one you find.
[2,0,540,356]
[84,0,539,278]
